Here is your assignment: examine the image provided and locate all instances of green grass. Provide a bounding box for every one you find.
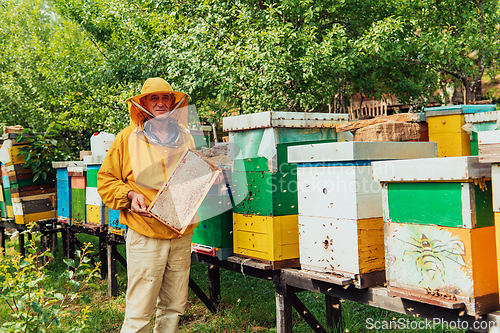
[1,232,466,333]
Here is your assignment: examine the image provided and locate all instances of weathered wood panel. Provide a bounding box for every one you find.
[353,122,420,142]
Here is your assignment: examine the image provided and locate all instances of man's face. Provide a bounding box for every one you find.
[143,93,175,118]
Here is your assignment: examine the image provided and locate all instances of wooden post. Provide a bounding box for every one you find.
[208,266,220,305]
[61,228,68,258]
[65,230,75,261]
[325,295,342,330]
[40,234,48,264]
[51,233,58,256]
[107,242,118,298]
[18,232,25,257]
[275,284,293,333]
[99,237,107,280]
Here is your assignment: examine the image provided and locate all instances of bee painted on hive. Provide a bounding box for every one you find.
[397,233,466,283]
[385,223,474,297]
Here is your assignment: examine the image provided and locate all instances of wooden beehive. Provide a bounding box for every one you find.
[385,222,498,315]
[478,130,500,164]
[193,194,233,250]
[232,212,299,264]
[69,165,86,226]
[53,161,85,224]
[288,142,437,285]
[108,207,127,236]
[12,194,56,224]
[148,149,221,236]
[231,171,298,216]
[299,216,384,276]
[425,105,495,158]
[373,156,493,228]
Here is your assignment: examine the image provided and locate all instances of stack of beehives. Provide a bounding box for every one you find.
[192,144,234,260]
[2,134,56,224]
[83,156,107,230]
[288,141,436,287]
[223,111,348,267]
[424,104,496,157]
[372,156,498,316]
[52,161,85,225]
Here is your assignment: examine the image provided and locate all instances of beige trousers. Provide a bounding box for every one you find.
[120,228,192,333]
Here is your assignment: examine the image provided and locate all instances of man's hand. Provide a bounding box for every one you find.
[213,171,224,184]
[128,191,152,217]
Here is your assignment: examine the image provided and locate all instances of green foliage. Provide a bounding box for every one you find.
[15,123,71,182]
[0,223,101,332]
[0,0,131,153]
[0,0,497,146]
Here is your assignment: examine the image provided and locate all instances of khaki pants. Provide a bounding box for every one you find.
[121,229,192,333]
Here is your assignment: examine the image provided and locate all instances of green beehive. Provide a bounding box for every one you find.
[231,171,298,216]
[385,182,493,228]
[193,194,233,248]
[71,188,86,225]
[372,156,493,229]
[230,127,338,172]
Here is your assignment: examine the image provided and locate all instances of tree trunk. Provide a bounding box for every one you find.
[461,78,474,104]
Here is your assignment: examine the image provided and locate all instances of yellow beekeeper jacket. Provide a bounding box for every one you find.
[97,78,198,239]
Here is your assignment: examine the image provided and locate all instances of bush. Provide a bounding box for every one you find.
[0,223,100,332]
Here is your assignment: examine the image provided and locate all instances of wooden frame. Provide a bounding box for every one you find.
[147,149,221,236]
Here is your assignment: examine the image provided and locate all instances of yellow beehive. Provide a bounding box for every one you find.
[14,211,54,225]
[6,144,28,166]
[86,204,108,225]
[233,213,299,262]
[428,114,470,157]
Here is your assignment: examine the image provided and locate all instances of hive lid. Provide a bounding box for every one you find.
[287,142,437,163]
[52,161,85,168]
[223,111,348,132]
[465,111,500,124]
[372,156,490,182]
[424,104,495,117]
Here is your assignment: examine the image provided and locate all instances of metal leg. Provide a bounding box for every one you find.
[326,295,342,331]
[208,266,221,305]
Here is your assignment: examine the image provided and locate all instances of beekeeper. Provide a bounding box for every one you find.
[97,77,197,333]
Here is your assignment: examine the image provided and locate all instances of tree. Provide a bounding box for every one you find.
[0,0,132,157]
[51,0,399,114]
[359,0,500,105]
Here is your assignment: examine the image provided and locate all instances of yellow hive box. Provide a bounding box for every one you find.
[6,145,28,166]
[14,211,55,225]
[86,204,108,225]
[109,226,126,236]
[428,114,470,157]
[233,213,299,262]
[6,205,13,218]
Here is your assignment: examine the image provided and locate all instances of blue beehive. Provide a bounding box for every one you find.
[108,207,127,236]
[56,167,71,223]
